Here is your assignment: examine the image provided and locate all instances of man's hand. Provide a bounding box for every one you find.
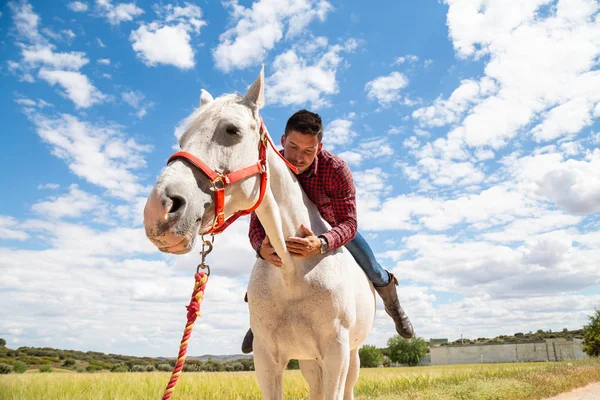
[286,224,321,258]
[259,235,282,267]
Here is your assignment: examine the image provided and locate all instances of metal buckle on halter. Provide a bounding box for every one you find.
[210,175,226,190]
[212,213,225,229]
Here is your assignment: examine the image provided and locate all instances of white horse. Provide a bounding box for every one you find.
[144,68,375,400]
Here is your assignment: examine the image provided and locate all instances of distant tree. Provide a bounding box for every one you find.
[240,358,254,371]
[111,365,128,373]
[0,363,12,374]
[358,345,383,368]
[226,362,244,371]
[157,363,172,372]
[387,336,429,367]
[562,328,569,333]
[287,359,299,370]
[145,365,156,372]
[62,359,76,368]
[0,338,6,347]
[583,309,600,357]
[536,329,545,334]
[12,360,27,373]
[131,365,146,372]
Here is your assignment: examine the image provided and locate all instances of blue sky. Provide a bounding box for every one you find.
[1,0,599,358]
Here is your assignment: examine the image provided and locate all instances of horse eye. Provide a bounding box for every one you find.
[226,125,239,136]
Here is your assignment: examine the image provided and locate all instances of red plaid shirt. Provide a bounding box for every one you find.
[249,149,357,252]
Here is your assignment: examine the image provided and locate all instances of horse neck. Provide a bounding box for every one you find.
[254,143,325,274]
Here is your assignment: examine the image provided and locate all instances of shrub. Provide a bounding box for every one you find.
[111,365,128,373]
[62,359,76,368]
[0,363,13,374]
[39,364,52,373]
[131,365,146,372]
[359,345,383,368]
[583,309,600,357]
[12,360,27,373]
[145,365,156,372]
[157,363,172,372]
[387,336,429,367]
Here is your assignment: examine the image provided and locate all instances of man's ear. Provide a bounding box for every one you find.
[281,134,286,148]
[318,142,323,153]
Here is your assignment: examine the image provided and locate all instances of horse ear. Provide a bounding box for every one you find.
[200,89,214,107]
[243,65,265,109]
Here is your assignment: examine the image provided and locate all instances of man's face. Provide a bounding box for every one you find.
[281,130,323,175]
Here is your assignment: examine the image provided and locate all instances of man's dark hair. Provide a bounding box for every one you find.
[284,109,323,141]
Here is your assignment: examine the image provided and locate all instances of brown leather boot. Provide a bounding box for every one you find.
[374,272,415,339]
[241,328,253,354]
[241,291,253,353]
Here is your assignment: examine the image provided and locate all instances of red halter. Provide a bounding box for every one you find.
[167,117,298,235]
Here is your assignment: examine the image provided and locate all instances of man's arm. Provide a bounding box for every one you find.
[248,211,266,252]
[320,161,357,251]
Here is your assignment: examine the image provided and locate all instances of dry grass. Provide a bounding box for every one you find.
[0,359,598,400]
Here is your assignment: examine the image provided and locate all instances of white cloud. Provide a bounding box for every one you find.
[8,0,46,45]
[394,229,600,301]
[413,77,497,127]
[97,0,144,25]
[130,4,206,70]
[97,58,110,65]
[266,38,358,108]
[96,38,106,47]
[32,185,106,220]
[324,117,357,148]
[338,151,362,166]
[365,72,409,106]
[37,183,60,190]
[131,24,194,69]
[0,216,29,241]
[30,113,152,200]
[121,90,152,118]
[22,46,89,70]
[426,0,600,150]
[38,69,106,108]
[213,0,333,72]
[531,98,594,142]
[68,2,88,12]
[387,125,404,135]
[41,28,76,43]
[537,149,600,214]
[394,54,418,64]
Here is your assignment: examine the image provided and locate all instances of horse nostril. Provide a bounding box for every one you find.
[168,195,186,215]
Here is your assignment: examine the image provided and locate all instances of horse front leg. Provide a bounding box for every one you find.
[253,338,286,400]
[323,332,350,400]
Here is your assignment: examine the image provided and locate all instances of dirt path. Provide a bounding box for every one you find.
[544,382,600,400]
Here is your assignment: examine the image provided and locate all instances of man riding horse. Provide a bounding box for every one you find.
[242,109,414,354]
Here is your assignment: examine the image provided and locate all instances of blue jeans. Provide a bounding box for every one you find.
[344,231,390,287]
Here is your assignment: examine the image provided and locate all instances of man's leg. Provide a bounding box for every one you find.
[345,232,414,339]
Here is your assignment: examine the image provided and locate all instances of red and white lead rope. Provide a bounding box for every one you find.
[161,271,208,400]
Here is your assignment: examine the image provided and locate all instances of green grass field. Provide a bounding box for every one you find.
[1,359,599,400]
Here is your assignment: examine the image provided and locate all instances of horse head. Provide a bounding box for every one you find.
[143,68,266,254]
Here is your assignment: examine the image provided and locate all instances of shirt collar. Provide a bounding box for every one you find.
[302,152,319,177]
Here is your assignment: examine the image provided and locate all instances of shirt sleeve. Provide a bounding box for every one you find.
[248,211,266,251]
[321,160,357,250]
